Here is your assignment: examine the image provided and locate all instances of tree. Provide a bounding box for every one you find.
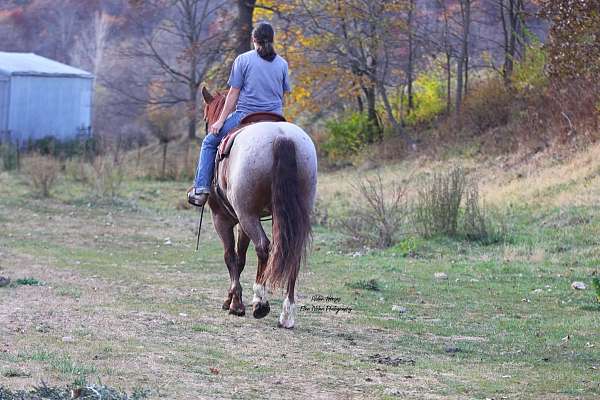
[236,0,256,55]
[147,106,181,179]
[540,0,600,81]
[70,12,113,78]
[261,0,416,147]
[498,0,525,85]
[117,0,229,140]
[455,0,471,114]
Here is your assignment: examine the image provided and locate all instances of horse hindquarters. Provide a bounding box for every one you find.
[265,136,312,329]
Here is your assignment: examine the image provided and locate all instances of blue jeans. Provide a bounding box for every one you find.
[193,111,246,192]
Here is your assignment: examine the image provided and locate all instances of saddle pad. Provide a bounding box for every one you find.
[216,112,287,159]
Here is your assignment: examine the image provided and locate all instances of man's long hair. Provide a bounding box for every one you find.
[253,22,277,62]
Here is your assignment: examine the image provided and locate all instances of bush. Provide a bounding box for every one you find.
[337,171,407,248]
[412,167,466,238]
[322,112,377,161]
[89,156,124,199]
[461,77,512,133]
[22,153,61,197]
[462,183,488,241]
[404,69,447,126]
[462,183,507,244]
[0,141,19,171]
[413,166,508,243]
[64,157,93,184]
[25,134,97,160]
[512,41,548,92]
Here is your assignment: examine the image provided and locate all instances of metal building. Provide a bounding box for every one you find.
[0,52,93,143]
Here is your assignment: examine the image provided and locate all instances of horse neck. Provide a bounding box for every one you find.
[206,95,227,125]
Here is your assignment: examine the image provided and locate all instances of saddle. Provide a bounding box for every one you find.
[217,112,286,160]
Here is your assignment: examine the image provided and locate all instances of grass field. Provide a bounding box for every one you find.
[0,152,599,399]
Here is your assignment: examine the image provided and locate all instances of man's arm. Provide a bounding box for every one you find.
[209,87,240,134]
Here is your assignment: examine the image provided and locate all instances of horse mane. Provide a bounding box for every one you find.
[204,91,227,124]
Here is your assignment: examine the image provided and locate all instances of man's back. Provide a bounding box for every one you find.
[228,50,291,116]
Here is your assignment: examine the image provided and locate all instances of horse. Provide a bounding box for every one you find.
[199,87,317,329]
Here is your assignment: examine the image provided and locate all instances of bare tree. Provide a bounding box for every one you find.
[455,0,471,114]
[406,0,416,113]
[70,12,113,78]
[498,0,525,85]
[115,0,228,140]
[147,107,181,179]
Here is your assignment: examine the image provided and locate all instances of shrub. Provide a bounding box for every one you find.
[64,157,92,184]
[346,278,380,291]
[461,77,512,133]
[412,167,466,237]
[322,112,377,161]
[22,153,61,197]
[404,69,447,126]
[462,183,487,241]
[89,156,124,199]
[592,278,600,303]
[0,141,19,171]
[25,134,97,160]
[512,41,548,92]
[462,183,507,244]
[337,171,407,248]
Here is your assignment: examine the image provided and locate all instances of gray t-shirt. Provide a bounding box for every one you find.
[228,50,291,116]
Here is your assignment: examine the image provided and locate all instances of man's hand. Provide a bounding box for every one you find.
[209,119,224,134]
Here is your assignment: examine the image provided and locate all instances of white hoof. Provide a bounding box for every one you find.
[252,283,267,305]
[278,298,296,329]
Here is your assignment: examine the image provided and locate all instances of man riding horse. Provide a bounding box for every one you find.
[186,22,317,329]
[188,22,291,207]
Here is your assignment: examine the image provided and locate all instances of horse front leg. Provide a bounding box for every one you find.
[213,213,245,316]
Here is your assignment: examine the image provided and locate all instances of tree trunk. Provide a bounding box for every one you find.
[407,0,415,113]
[236,0,256,55]
[501,0,524,86]
[464,52,469,96]
[455,0,471,114]
[188,83,198,140]
[362,84,380,141]
[446,52,452,114]
[161,142,168,179]
[356,95,364,113]
[377,81,417,151]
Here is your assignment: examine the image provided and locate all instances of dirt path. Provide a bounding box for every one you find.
[0,195,429,399]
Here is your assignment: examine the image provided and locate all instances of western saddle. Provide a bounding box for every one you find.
[216,112,286,160]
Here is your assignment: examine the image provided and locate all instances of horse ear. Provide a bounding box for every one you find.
[201,86,213,104]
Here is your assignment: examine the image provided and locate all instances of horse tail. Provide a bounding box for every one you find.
[265,136,311,289]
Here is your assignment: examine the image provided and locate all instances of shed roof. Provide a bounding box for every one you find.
[0,52,93,78]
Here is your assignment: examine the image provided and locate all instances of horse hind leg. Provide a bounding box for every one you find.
[213,213,245,316]
[238,216,271,319]
[278,272,298,329]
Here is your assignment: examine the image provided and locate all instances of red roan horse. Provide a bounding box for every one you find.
[200,87,317,329]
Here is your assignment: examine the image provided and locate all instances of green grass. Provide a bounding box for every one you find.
[0,171,599,399]
[14,277,43,286]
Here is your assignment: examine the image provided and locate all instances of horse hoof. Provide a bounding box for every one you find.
[228,306,245,317]
[222,299,231,310]
[277,321,294,329]
[253,301,270,319]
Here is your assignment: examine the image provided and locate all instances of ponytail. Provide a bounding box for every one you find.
[256,41,276,62]
[253,22,277,62]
